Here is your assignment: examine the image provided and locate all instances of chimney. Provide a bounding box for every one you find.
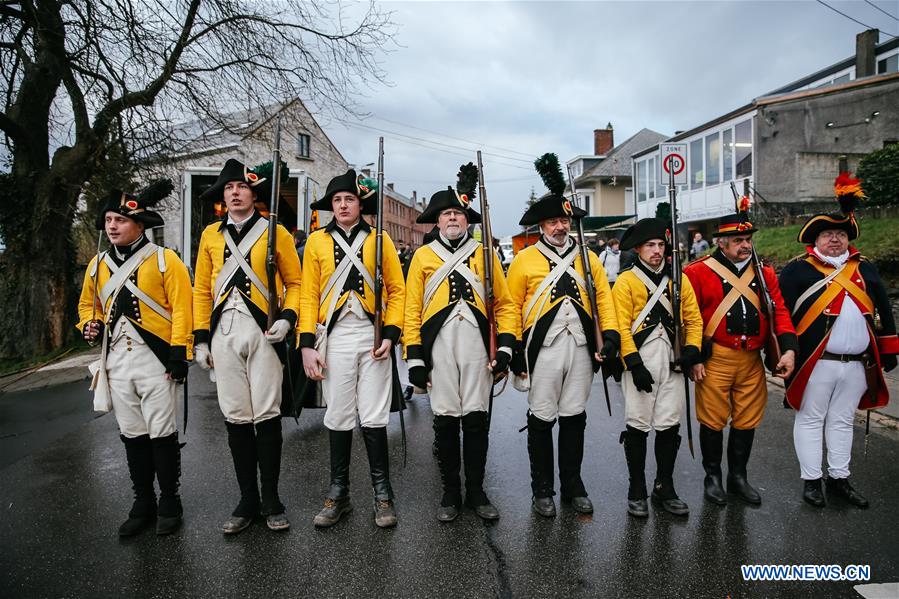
[412,190,417,203]
[594,122,614,156]
[856,29,878,79]
[361,168,371,178]
[387,182,394,191]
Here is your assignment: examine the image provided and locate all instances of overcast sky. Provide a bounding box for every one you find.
[318,0,898,238]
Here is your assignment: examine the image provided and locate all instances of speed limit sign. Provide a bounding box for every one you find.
[660,143,687,185]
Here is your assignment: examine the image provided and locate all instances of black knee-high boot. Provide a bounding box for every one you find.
[652,425,689,516]
[727,427,762,505]
[620,426,649,517]
[256,416,286,516]
[462,411,499,520]
[699,424,727,505]
[151,433,182,535]
[527,412,556,517]
[226,422,260,518]
[433,415,462,521]
[119,434,157,536]
[362,426,397,528]
[558,411,592,513]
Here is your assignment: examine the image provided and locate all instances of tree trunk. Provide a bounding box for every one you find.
[0,159,81,361]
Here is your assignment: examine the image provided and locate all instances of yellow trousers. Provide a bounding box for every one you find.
[695,343,767,430]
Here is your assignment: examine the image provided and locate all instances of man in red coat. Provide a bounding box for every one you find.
[779,173,897,508]
[684,211,797,506]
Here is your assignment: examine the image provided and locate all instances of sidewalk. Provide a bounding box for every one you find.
[0,347,98,395]
[766,367,899,430]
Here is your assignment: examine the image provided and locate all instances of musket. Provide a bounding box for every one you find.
[373,136,385,350]
[729,179,783,374]
[477,152,500,429]
[565,165,612,417]
[88,232,104,347]
[266,116,283,330]
[666,161,695,458]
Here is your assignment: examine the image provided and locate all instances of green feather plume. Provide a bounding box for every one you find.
[534,153,566,197]
[251,159,290,183]
[456,162,478,201]
[357,176,378,194]
[137,178,174,207]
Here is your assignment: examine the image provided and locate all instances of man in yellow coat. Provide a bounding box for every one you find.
[300,169,406,529]
[192,158,302,534]
[612,217,703,518]
[507,153,619,518]
[404,163,519,522]
[78,180,192,536]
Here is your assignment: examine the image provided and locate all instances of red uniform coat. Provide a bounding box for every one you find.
[778,247,899,411]
[684,250,798,354]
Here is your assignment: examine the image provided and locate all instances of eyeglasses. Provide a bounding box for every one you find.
[819,231,848,240]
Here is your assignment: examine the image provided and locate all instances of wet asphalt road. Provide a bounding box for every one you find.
[1,365,898,599]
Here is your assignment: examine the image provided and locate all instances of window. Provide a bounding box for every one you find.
[637,160,647,203]
[297,133,310,158]
[833,73,850,85]
[735,120,752,178]
[705,132,720,186]
[878,54,898,74]
[723,128,734,182]
[690,138,704,190]
[656,156,667,197]
[648,157,656,199]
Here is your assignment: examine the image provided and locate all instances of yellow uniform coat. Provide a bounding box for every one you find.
[192,212,302,345]
[612,263,703,370]
[298,220,405,348]
[77,238,193,363]
[506,239,619,373]
[403,237,519,369]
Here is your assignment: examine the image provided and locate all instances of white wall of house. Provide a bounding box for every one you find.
[633,110,757,223]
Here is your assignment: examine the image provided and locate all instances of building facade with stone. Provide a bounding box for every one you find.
[631,30,899,234]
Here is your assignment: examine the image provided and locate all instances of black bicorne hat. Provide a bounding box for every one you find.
[95,179,173,230]
[716,190,758,236]
[310,169,380,215]
[417,162,482,224]
[619,217,671,252]
[199,158,286,206]
[797,172,863,244]
[519,153,586,226]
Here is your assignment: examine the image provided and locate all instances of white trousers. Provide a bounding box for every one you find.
[793,360,867,480]
[322,311,392,431]
[527,331,594,422]
[429,315,491,417]
[622,336,684,433]
[106,322,177,439]
[211,309,282,424]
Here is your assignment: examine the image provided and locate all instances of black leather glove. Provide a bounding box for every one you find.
[166,360,189,383]
[676,345,701,370]
[511,350,527,376]
[600,338,617,360]
[493,351,511,374]
[630,363,655,394]
[409,366,429,389]
[882,354,898,373]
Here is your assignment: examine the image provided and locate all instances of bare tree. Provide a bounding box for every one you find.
[0,0,394,359]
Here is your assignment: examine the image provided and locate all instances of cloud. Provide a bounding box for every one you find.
[320,0,891,237]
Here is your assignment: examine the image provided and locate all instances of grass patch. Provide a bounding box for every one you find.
[0,340,90,377]
[753,215,899,267]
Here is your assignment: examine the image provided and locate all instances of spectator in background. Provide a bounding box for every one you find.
[293,230,307,265]
[691,231,710,259]
[600,237,621,286]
